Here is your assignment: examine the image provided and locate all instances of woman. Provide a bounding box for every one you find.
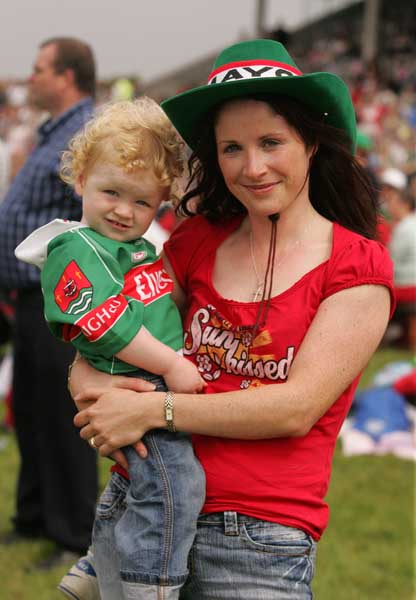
[71,39,394,598]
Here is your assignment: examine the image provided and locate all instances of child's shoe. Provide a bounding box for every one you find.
[58,556,100,600]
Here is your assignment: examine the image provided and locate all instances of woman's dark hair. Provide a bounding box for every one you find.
[178,94,378,239]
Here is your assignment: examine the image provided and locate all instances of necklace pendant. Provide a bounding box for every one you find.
[252,283,264,302]
[240,328,254,347]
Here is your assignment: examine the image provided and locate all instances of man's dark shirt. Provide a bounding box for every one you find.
[0,98,94,290]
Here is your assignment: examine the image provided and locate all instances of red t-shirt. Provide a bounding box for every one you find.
[164,215,395,540]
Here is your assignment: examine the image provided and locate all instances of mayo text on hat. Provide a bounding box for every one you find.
[208,60,302,85]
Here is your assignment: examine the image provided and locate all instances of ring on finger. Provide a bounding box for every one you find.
[89,436,97,450]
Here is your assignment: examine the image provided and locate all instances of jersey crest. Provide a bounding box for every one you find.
[54,260,93,314]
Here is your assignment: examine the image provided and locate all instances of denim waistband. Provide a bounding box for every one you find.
[198,511,259,536]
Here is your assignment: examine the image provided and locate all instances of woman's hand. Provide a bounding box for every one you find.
[73,387,165,461]
[68,355,157,411]
[69,357,158,464]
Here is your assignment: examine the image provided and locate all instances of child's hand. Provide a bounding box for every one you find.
[164,355,206,393]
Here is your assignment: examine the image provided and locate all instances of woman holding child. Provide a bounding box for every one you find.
[71,39,394,598]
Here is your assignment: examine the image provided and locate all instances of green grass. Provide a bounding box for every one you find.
[0,347,414,598]
[313,347,415,600]
[314,447,414,599]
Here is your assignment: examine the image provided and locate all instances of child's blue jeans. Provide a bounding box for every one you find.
[92,371,205,598]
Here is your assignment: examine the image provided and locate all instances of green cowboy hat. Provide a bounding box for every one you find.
[161,38,357,151]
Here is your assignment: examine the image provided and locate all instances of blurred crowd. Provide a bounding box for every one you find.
[0,12,415,352]
[1,16,415,191]
[287,22,416,351]
[1,20,415,350]
[291,31,415,179]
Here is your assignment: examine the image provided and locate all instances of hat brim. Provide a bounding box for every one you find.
[161,72,356,152]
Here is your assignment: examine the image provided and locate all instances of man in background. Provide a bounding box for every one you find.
[381,168,416,351]
[0,38,98,567]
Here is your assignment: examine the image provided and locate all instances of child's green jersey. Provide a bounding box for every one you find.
[17,220,183,374]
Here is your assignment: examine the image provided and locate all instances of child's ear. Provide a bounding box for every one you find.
[74,174,85,197]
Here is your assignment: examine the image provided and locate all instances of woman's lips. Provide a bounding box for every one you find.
[243,182,279,194]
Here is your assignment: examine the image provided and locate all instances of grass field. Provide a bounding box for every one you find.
[0,347,414,599]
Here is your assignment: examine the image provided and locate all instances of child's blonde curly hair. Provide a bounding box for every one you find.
[61,97,184,196]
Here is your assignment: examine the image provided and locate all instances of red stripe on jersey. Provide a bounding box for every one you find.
[123,257,174,304]
[75,295,129,342]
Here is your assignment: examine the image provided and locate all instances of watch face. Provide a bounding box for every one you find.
[165,392,176,432]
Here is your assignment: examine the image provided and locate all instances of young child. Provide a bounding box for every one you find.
[15,98,206,600]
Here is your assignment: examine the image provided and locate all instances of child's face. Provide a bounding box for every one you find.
[76,160,168,243]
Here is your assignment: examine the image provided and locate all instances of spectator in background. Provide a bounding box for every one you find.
[381,169,416,351]
[0,81,43,184]
[379,167,408,212]
[0,37,98,567]
[408,172,416,205]
[0,88,10,200]
[388,190,416,299]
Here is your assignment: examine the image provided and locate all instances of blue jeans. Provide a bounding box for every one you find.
[93,371,205,598]
[94,504,317,599]
[180,512,317,599]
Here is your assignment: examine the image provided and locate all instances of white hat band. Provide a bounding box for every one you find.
[208,61,302,85]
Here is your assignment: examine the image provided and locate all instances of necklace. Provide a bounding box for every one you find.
[249,219,314,302]
[249,232,264,301]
